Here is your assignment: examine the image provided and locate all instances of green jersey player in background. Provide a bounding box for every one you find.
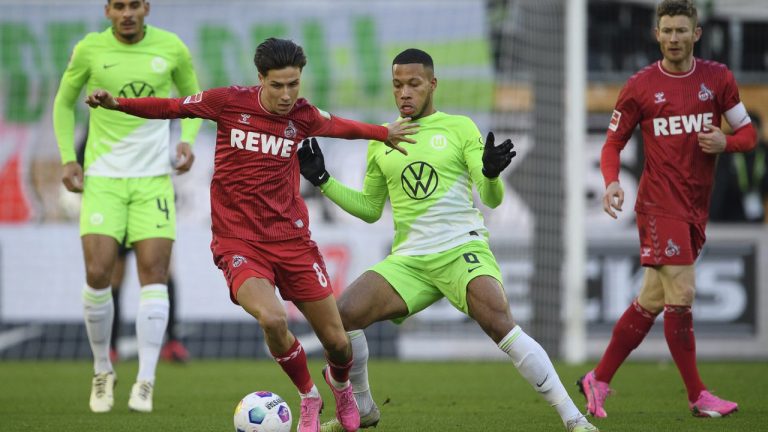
[299,49,598,432]
[52,0,202,414]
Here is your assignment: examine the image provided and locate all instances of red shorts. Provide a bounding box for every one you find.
[210,234,333,304]
[636,213,706,266]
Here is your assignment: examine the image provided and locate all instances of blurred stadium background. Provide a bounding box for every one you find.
[1,0,767,366]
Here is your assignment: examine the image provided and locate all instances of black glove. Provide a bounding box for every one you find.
[297,137,330,186]
[482,131,516,178]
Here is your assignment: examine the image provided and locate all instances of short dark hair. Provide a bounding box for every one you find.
[254,38,307,76]
[392,48,434,70]
[656,0,698,27]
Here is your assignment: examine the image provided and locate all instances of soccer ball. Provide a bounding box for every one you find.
[233,391,292,432]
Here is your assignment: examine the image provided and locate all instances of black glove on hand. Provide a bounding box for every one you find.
[297,137,330,186]
[482,131,516,178]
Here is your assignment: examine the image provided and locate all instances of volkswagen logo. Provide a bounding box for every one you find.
[401,161,438,200]
[118,81,156,98]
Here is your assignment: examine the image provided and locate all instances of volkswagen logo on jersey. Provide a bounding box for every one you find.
[118,82,156,98]
[401,161,438,200]
[698,83,713,101]
[284,120,297,138]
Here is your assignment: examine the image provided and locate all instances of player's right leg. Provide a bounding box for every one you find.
[237,277,321,432]
[578,248,665,418]
[108,244,129,363]
[80,176,127,413]
[81,235,120,413]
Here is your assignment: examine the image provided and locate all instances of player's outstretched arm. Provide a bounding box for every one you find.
[297,138,387,223]
[482,131,516,178]
[602,181,624,219]
[85,89,119,110]
[385,117,419,155]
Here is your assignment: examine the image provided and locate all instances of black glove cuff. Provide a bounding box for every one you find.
[482,167,499,179]
[310,170,330,187]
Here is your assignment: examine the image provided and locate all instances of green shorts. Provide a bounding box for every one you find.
[80,175,176,245]
[370,240,503,324]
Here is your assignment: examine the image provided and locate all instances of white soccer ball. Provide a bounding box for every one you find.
[233,391,292,432]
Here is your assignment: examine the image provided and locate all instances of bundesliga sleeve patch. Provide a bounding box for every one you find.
[183,91,203,104]
[608,110,622,132]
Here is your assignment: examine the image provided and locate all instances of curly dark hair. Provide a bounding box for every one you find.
[656,0,698,27]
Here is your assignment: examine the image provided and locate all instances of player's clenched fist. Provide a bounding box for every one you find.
[297,138,330,187]
[482,131,516,178]
[85,89,119,110]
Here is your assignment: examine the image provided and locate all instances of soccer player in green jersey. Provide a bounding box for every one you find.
[299,49,598,432]
[52,0,202,414]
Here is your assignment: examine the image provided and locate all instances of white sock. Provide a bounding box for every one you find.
[136,284,169,383]
[300,384,320,399]
[498,326,582,425]
[82,284,114,374]
[348,329,375,414]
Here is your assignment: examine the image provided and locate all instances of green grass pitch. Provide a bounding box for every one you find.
[1,360,765,431]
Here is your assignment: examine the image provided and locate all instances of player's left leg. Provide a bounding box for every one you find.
[465,276,596,432]
[442,241,596,431]
[125,175,176,413]
[658,264,738,417]
[130,237,172,413]
[296,295,359,432]
[276,237,358,431]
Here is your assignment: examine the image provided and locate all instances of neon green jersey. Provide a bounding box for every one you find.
[53,25,202,177]
[320,111,504,255]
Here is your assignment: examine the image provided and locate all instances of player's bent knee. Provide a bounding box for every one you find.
[257,312,289,336]
[319,331,350,354]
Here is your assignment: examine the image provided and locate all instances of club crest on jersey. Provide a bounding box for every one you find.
[232,255,247,268]
[151,56,168,73]
[654,92,666,104]
[238,113,251,125]
[665,239,680,257]
[698,83,713,101]
[431,134,447,150]
[608,110,621,132]
[284,120,297,138]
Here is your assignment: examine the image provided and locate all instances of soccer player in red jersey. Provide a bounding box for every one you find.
[85,38,417,432]
[577,0,756,420]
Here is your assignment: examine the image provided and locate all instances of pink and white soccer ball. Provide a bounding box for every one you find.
[233,391,292,432]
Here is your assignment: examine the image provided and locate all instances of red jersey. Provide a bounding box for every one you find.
[601,59,742,223]
[117,86,388,241]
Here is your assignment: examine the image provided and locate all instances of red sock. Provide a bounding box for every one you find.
[326,356,353,384]
[664,305,706,402]
[271,338,313,394]
[595,299,658,383]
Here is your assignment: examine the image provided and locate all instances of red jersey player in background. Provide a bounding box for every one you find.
[577,0,756,421]
[86,38,418,432]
